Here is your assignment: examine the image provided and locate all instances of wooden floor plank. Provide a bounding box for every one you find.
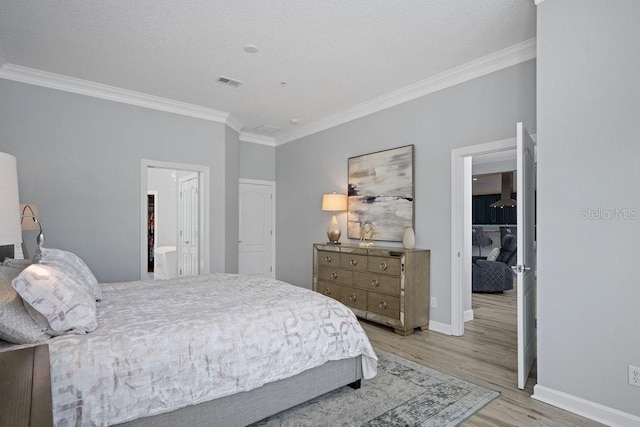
[361,289,605,426]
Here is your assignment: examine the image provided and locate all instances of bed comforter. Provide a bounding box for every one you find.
[47,273,377,426]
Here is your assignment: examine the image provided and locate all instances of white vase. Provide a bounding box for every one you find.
[403,227,415,249]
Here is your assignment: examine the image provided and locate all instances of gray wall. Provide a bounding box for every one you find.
[276,60,536,327]
[537,0,640,416]
[239,141,276,182]
[0,79,232,282]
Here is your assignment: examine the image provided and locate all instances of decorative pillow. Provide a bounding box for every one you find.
[0,266,50,344]
[1,258,33,271]
[486,247,501,261]
[12,264,98,336]
[34,247,102,301]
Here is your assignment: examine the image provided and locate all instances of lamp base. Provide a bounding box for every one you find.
[326,214,342,245]
[326,241,342,245]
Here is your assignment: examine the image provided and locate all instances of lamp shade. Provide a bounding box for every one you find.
[20,204,40,230]
[0,152,22,245]
[322,193,347,211]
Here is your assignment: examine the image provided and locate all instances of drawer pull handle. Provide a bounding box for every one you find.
[379,261,388,271]
[350,258,357,266]
[349,294,357,302]
[330,272,338,280]
[371,278,379,287]
[379,300,387,309]
[324,288,332,296]
[325,255,332,263]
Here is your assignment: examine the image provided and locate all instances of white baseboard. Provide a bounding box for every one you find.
[464,309,474,322]
[428,320,452,335]
[532,385,640,427]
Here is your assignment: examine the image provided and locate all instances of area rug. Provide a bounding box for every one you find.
[252,349,500,426]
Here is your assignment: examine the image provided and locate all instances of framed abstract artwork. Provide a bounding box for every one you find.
[347,145,414,242]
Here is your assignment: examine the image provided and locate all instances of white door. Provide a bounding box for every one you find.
[516,122,537,389]
[239,180,274,278]
[179,174,199,276]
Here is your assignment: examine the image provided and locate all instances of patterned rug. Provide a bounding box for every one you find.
[253,349,499,426]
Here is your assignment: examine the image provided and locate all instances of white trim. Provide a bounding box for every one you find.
[427,321,452,336]
[275,38,537,146]
[534,0,545,5]
[238,178,277,277]
[239,132,277,146]
[451,137,518,336]
[0,64,236,126]
[464,309,474,322]
[532,385,640,427]
[225,114,244,134]
[141,159,210,280]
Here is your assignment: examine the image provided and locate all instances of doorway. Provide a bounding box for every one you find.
[451,124,537,389]
[140,160,210,280]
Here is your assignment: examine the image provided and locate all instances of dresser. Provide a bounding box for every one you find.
[313,244,430,336]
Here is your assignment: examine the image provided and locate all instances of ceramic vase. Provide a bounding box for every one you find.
[402,227,415,249]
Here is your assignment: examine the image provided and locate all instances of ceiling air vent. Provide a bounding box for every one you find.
[216,76,242,87]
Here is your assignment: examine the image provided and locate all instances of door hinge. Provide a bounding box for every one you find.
[270,193,273,199]
[270,266,273,272]
[270,229,273,236]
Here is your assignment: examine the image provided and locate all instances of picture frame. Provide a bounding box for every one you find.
[347,145,414,242]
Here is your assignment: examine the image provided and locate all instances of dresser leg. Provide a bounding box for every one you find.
[393,328,414,336]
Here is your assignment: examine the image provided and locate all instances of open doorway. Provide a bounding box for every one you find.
[468,154,517,321]
[140,160,210,280]
[451,124,537,389]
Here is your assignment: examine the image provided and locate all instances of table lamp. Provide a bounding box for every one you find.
[322,192,347,244]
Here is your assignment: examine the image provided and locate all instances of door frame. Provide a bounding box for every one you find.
[140,159,210,280]
[450,137,517,336]
[239,178,276,277]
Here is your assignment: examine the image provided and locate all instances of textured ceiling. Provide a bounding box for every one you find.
[0,1,536,141]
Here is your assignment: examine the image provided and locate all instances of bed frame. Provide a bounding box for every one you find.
[118,356,363,426]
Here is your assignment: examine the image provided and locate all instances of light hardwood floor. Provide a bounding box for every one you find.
[360,290,605,426]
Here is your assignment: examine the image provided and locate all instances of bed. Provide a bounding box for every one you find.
[0,257,378,426]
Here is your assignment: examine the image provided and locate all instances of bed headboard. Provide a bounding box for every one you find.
[0,244,14,263]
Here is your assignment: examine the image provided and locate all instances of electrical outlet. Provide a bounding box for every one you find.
[629,366,640,387]
[430,297,437,308]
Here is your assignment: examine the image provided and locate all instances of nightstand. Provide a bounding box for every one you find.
[0,344,53,427]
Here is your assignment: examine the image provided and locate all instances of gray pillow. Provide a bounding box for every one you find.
[34,247,102,301]
[0,266,50,344]
[12,264,98,336]
[486,247,501,261]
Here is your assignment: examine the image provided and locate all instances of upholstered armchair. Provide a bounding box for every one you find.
[472,234,517,293]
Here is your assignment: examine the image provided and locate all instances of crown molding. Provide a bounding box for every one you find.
[0,63,235,125]
[534,0,545,5]
[239,131,277,146]
[275,38,537,146]
[225,114,244,134]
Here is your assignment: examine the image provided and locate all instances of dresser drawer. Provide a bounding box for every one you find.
[317,266,352,285]
[340,286,367,310]
[317,251,340,267]
[339,253,368,271]
[353,271,400,295]
[317,281,341,300]
[367,291,400,319]
[367,256,401,276]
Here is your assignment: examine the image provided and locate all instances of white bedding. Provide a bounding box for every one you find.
[46,273,377,426]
